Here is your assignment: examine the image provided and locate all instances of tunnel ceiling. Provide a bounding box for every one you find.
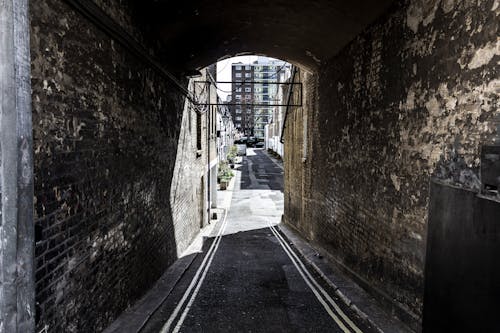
[139,0,394,71]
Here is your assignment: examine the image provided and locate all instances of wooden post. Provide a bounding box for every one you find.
[0,0,35,331]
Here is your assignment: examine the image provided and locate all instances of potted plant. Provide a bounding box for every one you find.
[220,176,230,190]
[226,146,238,168]
[218,161,234,190]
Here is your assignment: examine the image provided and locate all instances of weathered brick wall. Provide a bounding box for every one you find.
[30,0,191,331]
[283,70,316,239]
[170,74,214,254]
[284,0,499,325]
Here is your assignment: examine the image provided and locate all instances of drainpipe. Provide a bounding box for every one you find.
[280,67,297,144]
[206,79,211,225]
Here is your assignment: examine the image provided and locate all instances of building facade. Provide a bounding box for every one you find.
[265,63,293,156]
[252,58,287,138]
[229,57,291,139]
[230,63,254,136]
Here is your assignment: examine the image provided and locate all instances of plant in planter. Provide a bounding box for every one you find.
[219,177,230,190]
[218,161,234,190]
[226,145,238,167]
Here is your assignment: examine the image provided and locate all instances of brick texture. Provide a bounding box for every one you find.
[30,0,190,331]
[284,0,499,325]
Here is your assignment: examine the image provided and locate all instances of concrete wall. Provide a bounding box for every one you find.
[30,0,197,331]
[284,0,499,326]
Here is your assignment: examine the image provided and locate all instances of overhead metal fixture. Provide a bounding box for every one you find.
[185,69,202,78]
[192,80,303,107]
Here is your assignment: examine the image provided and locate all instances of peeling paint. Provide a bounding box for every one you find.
[30,0,187,331]
[406,0,440,33]
[467,39,500,69]
[391,174,402,191]
[441,0,455,13]
[289,0,500,322]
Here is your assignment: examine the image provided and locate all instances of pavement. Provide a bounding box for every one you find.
[105,148,412,333]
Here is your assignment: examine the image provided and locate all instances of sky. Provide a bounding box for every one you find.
[215,55,258,101]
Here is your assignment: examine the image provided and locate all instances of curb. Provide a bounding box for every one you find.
[103,253,198,333]
[104,182,234,333]
[264,149,284,170]
[276,224,414,333]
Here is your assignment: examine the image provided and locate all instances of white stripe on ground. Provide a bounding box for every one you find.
[269,223,362,333]
[268,222,362,333]
[171,213,229,333]
[160,209,230,333]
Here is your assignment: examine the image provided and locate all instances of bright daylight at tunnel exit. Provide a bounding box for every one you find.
[0,0,499,332]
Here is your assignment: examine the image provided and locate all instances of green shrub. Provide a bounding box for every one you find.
[226,145,237,163]
[218,161,234,182]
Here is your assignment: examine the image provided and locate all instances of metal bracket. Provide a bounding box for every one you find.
[193,81,303,107]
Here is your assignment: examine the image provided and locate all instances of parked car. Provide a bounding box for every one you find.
[235,137,248,145]
[236,144,247,156]
[255,141,264,148]
[247,137,257,147]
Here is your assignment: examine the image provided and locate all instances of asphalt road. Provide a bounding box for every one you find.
[141,148,373,333]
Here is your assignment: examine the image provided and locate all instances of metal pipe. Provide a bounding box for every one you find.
[280,67,298,144]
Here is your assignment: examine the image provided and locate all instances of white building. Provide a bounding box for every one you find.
[252,57,291,139]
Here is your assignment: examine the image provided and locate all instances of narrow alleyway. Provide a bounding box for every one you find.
[140,149,373,333]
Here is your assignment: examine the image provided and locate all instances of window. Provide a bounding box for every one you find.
[235,95,241,100]
[196,112,202,151]
[245,73,251,78]
[235,87,242,92]
[245,94,251,99]
[235,65,242,70]
[245,65,251,70]
[235,108,242,114]
[236,116,242,121]
[235,73,242,78]
[245,87,251,92]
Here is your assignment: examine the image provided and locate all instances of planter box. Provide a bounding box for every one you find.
[220,179,229,190]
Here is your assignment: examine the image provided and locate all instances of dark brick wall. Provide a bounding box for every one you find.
[170,74,215,254]
[30,0,189,331]
[284,0,499,325]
